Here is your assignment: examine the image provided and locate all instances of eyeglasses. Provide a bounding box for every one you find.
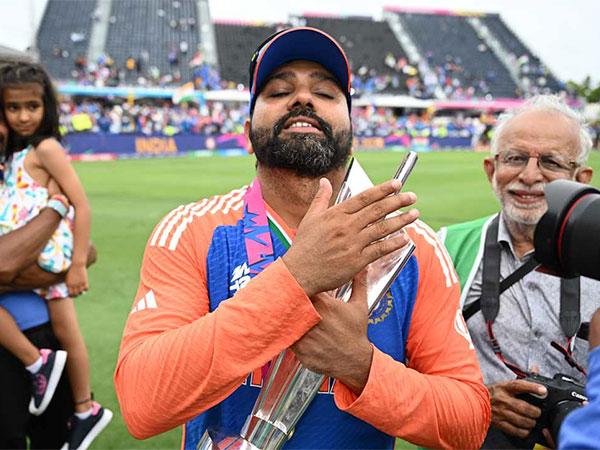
[495,150,579,175]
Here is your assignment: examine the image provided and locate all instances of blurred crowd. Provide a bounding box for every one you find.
[54,50,570,102]
[54,51,230,90]
[59,98,492,144]
[59,100,246,136]
[351,53,429,98]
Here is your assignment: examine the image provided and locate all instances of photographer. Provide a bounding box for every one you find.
[439,95,600,448]
[559,308,600,449]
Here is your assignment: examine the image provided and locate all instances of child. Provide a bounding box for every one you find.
[0,62,112,450]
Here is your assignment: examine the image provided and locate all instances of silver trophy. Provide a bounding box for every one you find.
[198,153,418,450]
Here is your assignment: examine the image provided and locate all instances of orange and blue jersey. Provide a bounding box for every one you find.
[115,184,490,449]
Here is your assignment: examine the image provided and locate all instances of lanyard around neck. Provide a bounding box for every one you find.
[472,214,585,377]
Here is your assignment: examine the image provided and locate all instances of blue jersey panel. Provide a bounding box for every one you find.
[185,222,419,449]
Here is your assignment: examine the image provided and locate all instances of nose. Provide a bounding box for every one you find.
[18,109,31,123]
[518,156,545,185]
[287,85,314,111]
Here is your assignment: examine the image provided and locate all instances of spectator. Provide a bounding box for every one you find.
[439,95,600,448]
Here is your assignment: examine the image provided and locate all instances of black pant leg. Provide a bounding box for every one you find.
[0,324,74,450]
[27,324,74,449]
[0,340,29,449]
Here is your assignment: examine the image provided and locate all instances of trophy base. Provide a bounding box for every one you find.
[197,429,260,450]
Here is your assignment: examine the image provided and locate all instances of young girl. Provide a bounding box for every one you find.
[0,62,111,450]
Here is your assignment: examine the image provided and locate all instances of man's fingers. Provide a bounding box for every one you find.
[499,395,542,420]
[304,178,333,218]
[501,409,538,430]
[354,192,417,230]
[348,270,367,305]
[360,209,419,244]
[542,428,556,448]
[506,380,547,397]
[514,399,542,420]
[341,179,401,214]
[496,421,532,439]
[361,229,412,263]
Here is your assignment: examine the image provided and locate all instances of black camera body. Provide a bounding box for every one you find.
[512,373,587,448]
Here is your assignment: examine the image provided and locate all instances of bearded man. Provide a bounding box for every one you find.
[115,27,490,450]
[440,95,600,448]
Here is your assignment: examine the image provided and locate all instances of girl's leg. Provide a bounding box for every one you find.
[47,297,92,413]
[0,305,67,416]
[0,306,39,366]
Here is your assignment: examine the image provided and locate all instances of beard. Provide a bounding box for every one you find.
[249,108,352,178]
[492,178,547,226]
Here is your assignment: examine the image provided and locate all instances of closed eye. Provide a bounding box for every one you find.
[268,91,289,98]
[315,92,335,99]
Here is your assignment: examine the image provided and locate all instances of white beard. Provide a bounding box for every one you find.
[492,177,548,226]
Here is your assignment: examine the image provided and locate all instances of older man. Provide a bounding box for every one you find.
[115,27,490,450]
[440,95,599,448]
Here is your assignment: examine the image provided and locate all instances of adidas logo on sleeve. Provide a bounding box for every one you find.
[131,290,158,314]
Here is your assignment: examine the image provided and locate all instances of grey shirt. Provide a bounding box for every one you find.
[463,214,600,385]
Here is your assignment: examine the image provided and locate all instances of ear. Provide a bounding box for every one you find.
[244,118,254,155]
[575,166,593,184]
[483,156,496,184]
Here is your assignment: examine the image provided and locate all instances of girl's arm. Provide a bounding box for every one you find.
[36,138,91,296]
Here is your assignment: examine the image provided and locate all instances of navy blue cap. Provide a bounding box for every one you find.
[248,27,352,114]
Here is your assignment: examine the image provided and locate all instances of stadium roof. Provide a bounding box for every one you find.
[0,44,34,63]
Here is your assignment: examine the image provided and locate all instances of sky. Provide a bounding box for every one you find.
[0,0,598,84]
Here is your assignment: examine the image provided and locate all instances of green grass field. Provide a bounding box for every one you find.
[74,150,600,449]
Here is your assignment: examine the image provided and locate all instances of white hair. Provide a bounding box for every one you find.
[490,95,593,165]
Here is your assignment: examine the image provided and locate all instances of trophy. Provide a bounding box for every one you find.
[198,153,418,450]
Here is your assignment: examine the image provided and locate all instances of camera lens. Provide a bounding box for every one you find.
[534,180,600,280]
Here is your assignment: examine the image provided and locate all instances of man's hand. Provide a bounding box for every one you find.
[283,178,418,297]
[291,271,373,396]
[589,308,600,350]
[488,379,546,439]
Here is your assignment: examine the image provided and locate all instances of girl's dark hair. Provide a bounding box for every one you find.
[0,62,61,161]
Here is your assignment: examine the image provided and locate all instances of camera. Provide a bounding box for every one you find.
[534,179,600,280]
[514,179,600,447]
[512,373,587,448]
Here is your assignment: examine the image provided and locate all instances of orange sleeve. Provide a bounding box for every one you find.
[334,221,490,449]
[114,207,321,439]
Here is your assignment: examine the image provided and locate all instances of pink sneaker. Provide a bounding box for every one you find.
[29,349,67,415]
[61,402,113,450]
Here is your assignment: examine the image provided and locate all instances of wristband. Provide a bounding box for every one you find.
[49,194,69,209]
[47,195,69,218]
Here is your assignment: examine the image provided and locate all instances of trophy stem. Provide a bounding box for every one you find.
[240,350,325,450]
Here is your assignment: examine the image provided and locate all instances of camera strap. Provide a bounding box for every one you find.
[464,214,584,377]
[463,216,539,322]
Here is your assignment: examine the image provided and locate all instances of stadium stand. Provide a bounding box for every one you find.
[480,14,562,93]
[396,12,519,98]
[36,0,97,80]
[298,15,421,95]
[34,3,566,100]
[213,22,279,88]
[104,0,201,84]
